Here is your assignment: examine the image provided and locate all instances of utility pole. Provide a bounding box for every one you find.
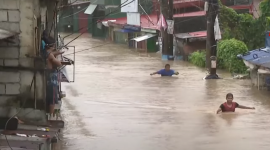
[168,0,174,58]
[205,0,219,79]
[160,0,174,60]
[160,0,168,57]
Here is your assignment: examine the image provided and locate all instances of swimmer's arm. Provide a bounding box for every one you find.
[150,72,158,75]
[216,104,224,114]
[48,53,62,67]
[238,105,255,109]
[150,70,161,75]
[216,108,222,114]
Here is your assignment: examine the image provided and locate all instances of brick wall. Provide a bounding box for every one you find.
[0,0,47,123]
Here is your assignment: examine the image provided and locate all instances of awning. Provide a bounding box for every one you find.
[175,31,207,39]
[84,4,97,15]
[0,29,18,40]
[131,34,157,42]
[102,20,116,27]
[61,67,70,83]
[59,56,74,83]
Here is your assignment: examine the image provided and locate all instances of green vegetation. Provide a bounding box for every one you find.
[189,39,248,73]
[219,0,270,49]
[217,39,248,73]
[189,0,270,73]
[188,50,206,67]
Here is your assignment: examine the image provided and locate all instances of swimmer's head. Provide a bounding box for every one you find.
[226,93,234,103]
[165,64,170,70]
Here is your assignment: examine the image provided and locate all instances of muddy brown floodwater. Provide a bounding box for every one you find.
[61,34,270,150]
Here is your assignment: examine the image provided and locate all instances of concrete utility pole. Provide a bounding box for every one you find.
[160,0,174,60]
[205,0,219,79]
[168,0,174,58]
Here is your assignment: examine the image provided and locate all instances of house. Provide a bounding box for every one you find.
[84,0,127,39]
[95,0,160,52]
[0,0,66,149]
[0,0,51,123]
[58,1,91,33]
[173,0,256,59]
[237,31,270,90]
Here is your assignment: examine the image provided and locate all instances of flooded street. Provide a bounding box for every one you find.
[61,34,270,150]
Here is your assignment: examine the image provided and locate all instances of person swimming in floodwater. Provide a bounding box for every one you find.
[150,64,179,76]
[216,93,255,114]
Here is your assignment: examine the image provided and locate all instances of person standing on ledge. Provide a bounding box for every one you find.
[150,64,179,76]
[216,93,255,114]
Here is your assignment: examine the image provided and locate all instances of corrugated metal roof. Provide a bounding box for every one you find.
[238,31,270,68]
[131,34,157,42]
[0,29,18,40]
[102,14,158,30]
[173,11,206,18]
[238,48,270,68]
[175,31,207,39]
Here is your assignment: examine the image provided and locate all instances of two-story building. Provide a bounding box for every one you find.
[173,0,257,60]
[0,0,68,149]
[84,0,160,53]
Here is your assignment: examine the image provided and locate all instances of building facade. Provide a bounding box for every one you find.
[173,0,256,59]
[0,0,53,123]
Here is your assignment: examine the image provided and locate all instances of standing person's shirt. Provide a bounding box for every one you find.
[157,69,175,76]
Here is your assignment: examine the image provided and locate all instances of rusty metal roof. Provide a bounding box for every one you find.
[0,29,18,40]
[173,11,206,18]
[175,31,207,39]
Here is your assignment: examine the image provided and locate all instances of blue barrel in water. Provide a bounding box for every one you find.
[266,31,270,48]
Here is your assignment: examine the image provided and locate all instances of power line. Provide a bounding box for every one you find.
[61,5,89,19]
[63,43,112,56]
[62,0,135,44]
[63,1,258,54]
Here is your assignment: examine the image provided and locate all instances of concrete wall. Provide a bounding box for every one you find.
[176,39,206,60]
[253,0,262,18]
[0,0,47,124]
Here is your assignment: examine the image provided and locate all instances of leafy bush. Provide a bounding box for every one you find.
[188,50,206,67]
[217,39,248,73]
[219,0,270,49]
